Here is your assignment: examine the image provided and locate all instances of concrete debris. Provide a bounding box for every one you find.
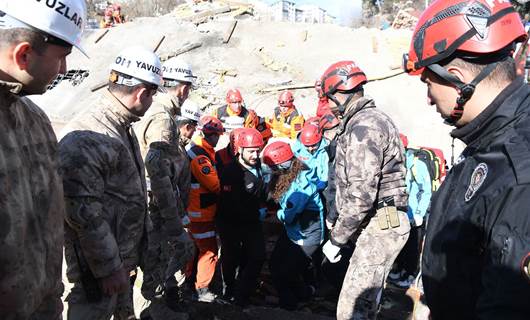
[255,47,293,73]
[391,9,419,30]
[160,41,203,62]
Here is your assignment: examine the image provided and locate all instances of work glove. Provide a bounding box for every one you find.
[323,240,341,263]
[259,207,267,221]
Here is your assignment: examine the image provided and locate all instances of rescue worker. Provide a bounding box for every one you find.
[217,128,267,306]
[320,61,410,320]
[215,127,246,176]
[213,88,253,131]
[405,0,530,318]
[59,47,162,319]
[264,141,325,310]
[186,115,224,302]
[292,123,329,191]
[0,1,86,318]
[133,58,198,316]
[267,90,305,139]
[136,58,197,158]
[178,100,202,148]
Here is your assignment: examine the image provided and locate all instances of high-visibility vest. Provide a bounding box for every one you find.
[268,107,304,139]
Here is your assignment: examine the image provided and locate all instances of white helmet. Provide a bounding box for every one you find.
[162,58,197,86]
[110,46,162,86]
[180,100,202,122]
[0,0,87,56]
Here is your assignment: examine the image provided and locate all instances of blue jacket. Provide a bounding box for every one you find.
[405,149,432,222]
[291,137,329,191]
[277,168,324,247]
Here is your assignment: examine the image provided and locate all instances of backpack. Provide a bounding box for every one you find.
[408,147,447,192]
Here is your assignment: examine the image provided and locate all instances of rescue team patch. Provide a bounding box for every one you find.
[201,166,211,174]
[522,253,530,283]
[465,163,488,202]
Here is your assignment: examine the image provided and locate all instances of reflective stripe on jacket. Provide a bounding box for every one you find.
[267,106,304,139]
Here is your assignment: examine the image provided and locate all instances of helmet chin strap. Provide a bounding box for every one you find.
[427,62,499,125]
[327,91,357,115]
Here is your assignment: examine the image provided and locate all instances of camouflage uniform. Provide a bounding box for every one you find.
[59,89,149,320]
[133,93,194,306]
[326,96,410,320]
[0,80,65,319]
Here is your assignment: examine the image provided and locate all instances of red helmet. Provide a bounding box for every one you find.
[262,141,294,166]
[399,133,409,149]
[238,128,264,149]
[199,115,224,135]
[229,127,246,154]
[320,61,367,97]
[404,0,526,75]
[226,88,243,104]
[278,91,295,108]
[300,124,322,146]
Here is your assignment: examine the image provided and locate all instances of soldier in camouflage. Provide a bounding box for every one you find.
[59,47,162,320]
[320,61,410,320]
[134,58,200,317]
[0,1,86,319]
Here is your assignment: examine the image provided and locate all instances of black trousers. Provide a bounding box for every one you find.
[218,221,265,305]
[270,231,318,310]
[394,224,424,276]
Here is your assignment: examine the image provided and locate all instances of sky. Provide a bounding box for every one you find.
[261,0,363,25]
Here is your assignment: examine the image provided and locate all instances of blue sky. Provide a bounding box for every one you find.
[262,0,363,24]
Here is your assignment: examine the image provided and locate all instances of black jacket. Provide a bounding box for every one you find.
[217,160,266,224]
[422,77,530,320]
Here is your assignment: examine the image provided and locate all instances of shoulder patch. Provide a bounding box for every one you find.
[465,163,488,202]
[201,166,211,174]
[198,157,207,165]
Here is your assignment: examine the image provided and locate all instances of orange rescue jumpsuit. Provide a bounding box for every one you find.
[186,136,221,289]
